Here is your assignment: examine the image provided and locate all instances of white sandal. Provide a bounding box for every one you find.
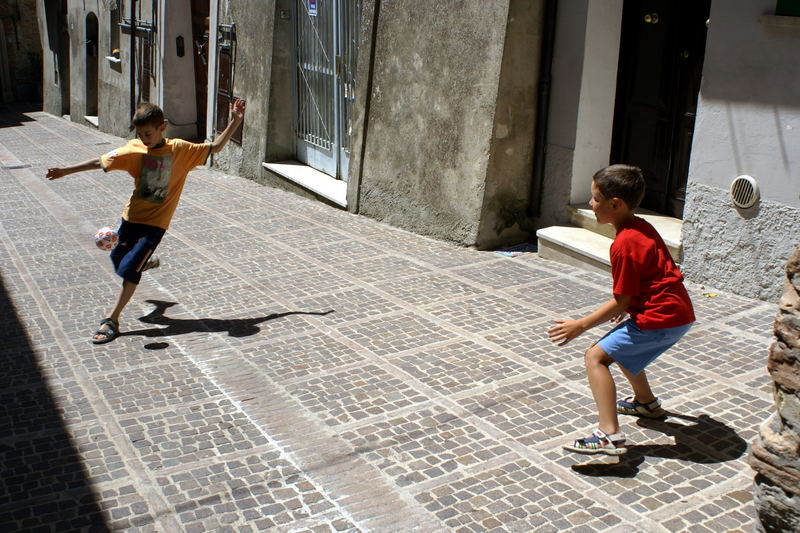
[563,428,627,456]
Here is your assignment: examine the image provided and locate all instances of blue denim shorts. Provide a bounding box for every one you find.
[596,319,692,376]
[110,219,165,284]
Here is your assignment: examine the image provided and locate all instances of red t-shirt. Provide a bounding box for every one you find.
[611,216,695,329]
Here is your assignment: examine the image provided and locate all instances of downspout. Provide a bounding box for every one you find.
[526,0,558,217]
[129,0,137,116]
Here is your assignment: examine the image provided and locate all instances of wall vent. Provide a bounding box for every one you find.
[730,175,759,209]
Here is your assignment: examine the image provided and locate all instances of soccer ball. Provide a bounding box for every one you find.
[94,226,119,251]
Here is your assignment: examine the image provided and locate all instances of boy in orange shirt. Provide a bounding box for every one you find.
[548,164,695,455]
[46,99,245,344]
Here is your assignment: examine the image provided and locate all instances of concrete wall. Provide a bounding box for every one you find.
[475,0,543,249]
[1,0,42,103]
[159,0,199,140]
[37,0,71,116]
[681,0,800,301]
[536,0,622,229]
[355,0,538,247]
[210,0,276,181]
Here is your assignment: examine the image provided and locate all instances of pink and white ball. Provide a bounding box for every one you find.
[94,227,119,251]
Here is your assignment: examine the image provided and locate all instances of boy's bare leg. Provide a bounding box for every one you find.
[619,366,657,404]
[585,344,620,434]
[93,280,137,340]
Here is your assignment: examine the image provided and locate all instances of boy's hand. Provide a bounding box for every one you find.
[46,167,67,180]
[610,312,628,324]
[547,319,587,347]
[230,98,245,122]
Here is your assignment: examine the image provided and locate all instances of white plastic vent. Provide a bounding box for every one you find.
[730,175,759,209]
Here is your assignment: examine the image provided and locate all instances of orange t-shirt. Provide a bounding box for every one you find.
[100,138,211,230]
[611,216,695,329]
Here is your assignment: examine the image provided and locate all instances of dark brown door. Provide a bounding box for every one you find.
[611,0,711,217]
[190,0,210,140]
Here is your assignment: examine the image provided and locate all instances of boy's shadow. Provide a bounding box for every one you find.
[571,412,747,478]
[123,299,333,340]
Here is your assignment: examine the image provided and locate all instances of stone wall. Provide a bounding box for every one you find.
[2,0,42,103]
[751,244,800,531]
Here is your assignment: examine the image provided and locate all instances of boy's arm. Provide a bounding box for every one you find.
[210,98,246,154]
[46,158,102,180]
[547,294,632,346]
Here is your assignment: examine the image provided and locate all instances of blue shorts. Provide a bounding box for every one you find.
[596,319,692,376]
[110,219,165,285]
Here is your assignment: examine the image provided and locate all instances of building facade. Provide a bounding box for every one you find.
[36,0,800,303]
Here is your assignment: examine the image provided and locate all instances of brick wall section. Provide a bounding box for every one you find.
[751,244,800,531]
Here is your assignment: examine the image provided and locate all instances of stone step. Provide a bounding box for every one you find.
[536,226,612,275]
[568,204,683,262]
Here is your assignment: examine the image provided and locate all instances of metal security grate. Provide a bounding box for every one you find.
[730,175,759,209]
[295,0,335,151]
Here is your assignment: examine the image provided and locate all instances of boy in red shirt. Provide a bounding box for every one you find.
[548,164,695,455]
[46,100,245,344]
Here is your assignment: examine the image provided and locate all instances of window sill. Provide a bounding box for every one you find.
[262,161,347,207]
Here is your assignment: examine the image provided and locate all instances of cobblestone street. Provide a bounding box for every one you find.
[0,109,776,531]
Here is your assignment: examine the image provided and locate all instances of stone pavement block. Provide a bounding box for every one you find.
[453,260,557,289]
[240,331,368,382]
[375,273,484,307]
[94,359,225,416]
[456,376,597,448]
[394,339,528,395]
[665,326,771,381]
[338,406,512,488]
[506,276,610,314]
[425,294,549,334]
[284,364,429,427]
[155,450,348,532]
[120,399,270,471]
[415,458,622,532]
[336,312,458,356]
[288,286,405,326]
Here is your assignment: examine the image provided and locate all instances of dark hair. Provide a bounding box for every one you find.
[592,164,645,209]
[131,103,165,127]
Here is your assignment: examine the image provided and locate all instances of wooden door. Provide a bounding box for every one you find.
[611,0,711,217]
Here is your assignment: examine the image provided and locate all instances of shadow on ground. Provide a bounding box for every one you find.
[571,412,748,478]
[0,273,110,531]
[123,299,334,341]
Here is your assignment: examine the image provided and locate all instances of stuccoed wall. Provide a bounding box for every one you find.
[476,0,543,249]
[36,0,67,115]
[681,184,800,302]
[211,0,275,181]
[356,0,526,246]
[682,0,800,301]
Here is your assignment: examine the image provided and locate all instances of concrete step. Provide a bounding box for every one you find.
[568,204,683,262]
[536,226,612,275]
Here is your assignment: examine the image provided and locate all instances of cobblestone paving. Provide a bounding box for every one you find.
[0,110,777,531]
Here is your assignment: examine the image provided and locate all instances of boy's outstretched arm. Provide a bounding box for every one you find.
[46,157,101,180]
[548,294,631,346]
[210,98,246,154]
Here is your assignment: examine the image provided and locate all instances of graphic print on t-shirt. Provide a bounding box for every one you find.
[136,154,173,203]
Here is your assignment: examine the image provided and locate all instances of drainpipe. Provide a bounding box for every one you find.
[130,0,137,117]
[526,0,558,217]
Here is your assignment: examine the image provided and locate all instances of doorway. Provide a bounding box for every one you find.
[190,0,210,140]
[293,0,361,180]
[85,13,99,119]
[610,0,711,217]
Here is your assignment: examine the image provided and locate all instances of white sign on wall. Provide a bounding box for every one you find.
[309,0,317,16]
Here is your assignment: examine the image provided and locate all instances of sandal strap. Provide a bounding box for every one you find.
[99,318,119,331]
